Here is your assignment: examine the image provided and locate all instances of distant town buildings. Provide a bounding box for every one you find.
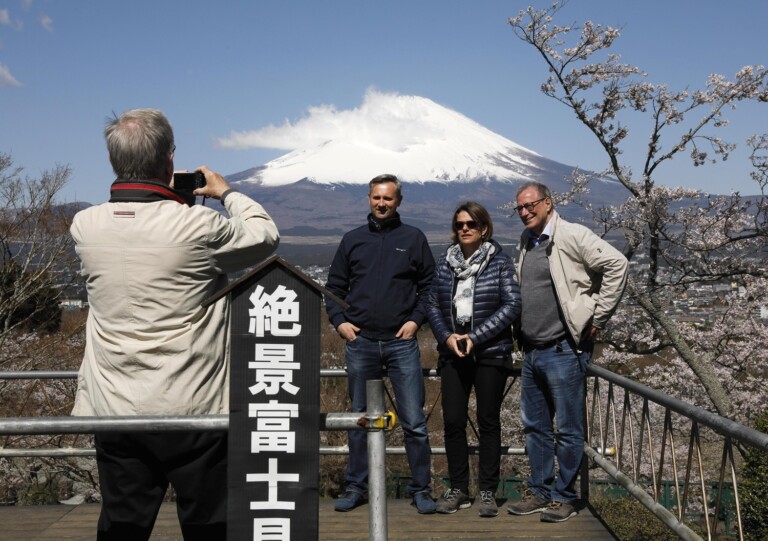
[58,257,768,327]
[624,253,768,328]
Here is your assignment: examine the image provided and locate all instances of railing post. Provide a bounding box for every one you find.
[367,379,388,541]
[580,374,590,501]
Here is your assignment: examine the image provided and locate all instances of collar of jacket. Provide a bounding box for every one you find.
[519,210,559,254]
[109,179,194,206]
[367,212,402,232]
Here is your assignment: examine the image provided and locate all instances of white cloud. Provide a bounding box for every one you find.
[218,88,539,186]
[0,64,22,87]
[216,88,449,151]
[40,14,53,32]
[0,9,23,30]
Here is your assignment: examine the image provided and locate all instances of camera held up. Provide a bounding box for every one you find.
[173,171,207,192]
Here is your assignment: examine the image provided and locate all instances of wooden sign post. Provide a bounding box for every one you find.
[208,256,324,540]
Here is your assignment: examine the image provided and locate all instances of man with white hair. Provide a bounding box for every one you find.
[71,108,279,540]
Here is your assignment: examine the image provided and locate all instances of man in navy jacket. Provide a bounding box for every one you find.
[325,174,436,514]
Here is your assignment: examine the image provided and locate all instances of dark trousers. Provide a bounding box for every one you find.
[94,431,227,541]
[440,360,508,493]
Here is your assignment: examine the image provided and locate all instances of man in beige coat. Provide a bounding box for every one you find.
[507,181,627,523]
[71,109,279,540]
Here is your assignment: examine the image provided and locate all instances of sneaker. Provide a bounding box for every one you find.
[411,491,436,514]
[435,488,471,514]
[477,490,498,518]
[334,490,366,512]
[540,501,577,522]
[506,490,550,515]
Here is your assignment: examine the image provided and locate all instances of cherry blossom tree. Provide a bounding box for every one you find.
[507,3,768,421]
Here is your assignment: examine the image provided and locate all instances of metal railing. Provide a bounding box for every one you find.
[584,364,768,541]
[0,368,528,459]
[0,372,394,541]
[3,366,768,540]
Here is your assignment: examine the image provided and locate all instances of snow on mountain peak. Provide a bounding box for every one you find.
[217,89,541,186]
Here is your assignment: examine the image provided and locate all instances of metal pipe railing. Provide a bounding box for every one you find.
[584,445,702,541]
[0,446,533,459]
[0,412,374,435]
[4,366,765,539]
[366,379,388,541]
[584,364,767,540]
[0,368,441,380]
[0,377,396,541]
[587,364,768,452]
[0,415,229,434]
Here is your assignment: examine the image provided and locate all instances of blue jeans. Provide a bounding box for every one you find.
[344,335,432,496]
[520,339,590,503]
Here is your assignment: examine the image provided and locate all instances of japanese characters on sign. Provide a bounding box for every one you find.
[227,263,321,541]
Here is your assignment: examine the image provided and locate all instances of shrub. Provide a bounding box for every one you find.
[591,495,682,541]
[742,408,768,540]
[0,263,62,334]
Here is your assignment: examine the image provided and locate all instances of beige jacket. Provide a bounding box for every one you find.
[70,191,279,416]
[517,211,628,343]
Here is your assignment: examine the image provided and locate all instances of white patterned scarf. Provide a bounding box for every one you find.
[446,241,495,325]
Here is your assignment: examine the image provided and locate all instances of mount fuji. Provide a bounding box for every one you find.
[224,92,544,186]
[223,91,627,252]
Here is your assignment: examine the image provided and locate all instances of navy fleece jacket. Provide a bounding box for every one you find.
[325,213,435,340]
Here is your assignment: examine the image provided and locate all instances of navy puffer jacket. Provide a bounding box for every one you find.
[427,240,521,365]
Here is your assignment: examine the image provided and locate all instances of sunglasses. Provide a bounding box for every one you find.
[513,197,548,214]
[454,220,480,231]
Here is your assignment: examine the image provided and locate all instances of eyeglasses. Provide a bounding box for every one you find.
[170,144,176,155]
[513,197,547,214]
[454,220,480,231]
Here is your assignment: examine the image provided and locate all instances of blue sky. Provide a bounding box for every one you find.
[1,0,766,203]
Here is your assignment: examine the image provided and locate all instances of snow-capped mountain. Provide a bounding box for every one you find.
[228,91,544,186]
[224,91,627,250]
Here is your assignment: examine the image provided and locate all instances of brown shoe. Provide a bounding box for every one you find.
[540,501,577,522]
[477,490,498,517]
[436,488,471,514]
[506,490,550,515]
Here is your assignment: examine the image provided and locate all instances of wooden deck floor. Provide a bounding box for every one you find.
[0,498,616,540]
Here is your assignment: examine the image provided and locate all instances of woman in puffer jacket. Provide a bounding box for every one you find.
[427,201,521,518]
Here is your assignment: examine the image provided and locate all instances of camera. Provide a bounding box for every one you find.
[173,171,206,192]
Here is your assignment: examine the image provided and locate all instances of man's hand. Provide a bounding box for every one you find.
[193,166,231,200]
[336,322,361,342]
[582,326,599,342]
[395,321,419,340]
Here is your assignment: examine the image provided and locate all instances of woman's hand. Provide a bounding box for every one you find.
[447,333,473,358]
